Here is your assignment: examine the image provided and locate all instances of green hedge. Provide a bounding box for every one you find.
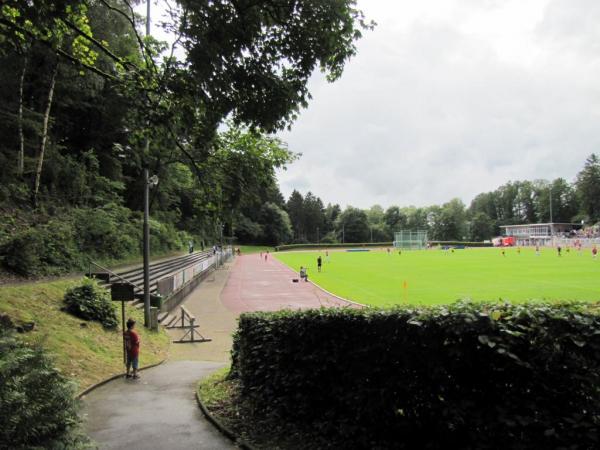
[275,242,393,251]
[430,241,493,247]
[231,302,600,449]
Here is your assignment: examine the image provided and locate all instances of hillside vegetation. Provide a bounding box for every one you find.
[0,280,169,390]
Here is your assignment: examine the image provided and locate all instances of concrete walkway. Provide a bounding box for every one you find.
[82,254,356,449]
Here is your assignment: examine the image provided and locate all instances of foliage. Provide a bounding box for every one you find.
[275,242,392,251]
[63,277,118,328]
[0,327,88,449]
[260,202,292,246]
[1,216,80,276]
[231,302,600,449]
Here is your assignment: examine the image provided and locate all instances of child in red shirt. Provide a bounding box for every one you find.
[124,318,140,379]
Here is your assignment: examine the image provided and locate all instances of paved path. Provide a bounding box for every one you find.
[82,253,356,449]
[221,254,358,314]
[81,361,234,450]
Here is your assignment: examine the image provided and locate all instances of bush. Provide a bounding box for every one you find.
[1,219,80,277]
[63,278,118,329]
[275,242,393,251]
[0,328,88,449]
[429,240,493,247]
[231,302,600,449]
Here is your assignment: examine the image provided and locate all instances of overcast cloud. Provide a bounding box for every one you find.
[275,0,600,209]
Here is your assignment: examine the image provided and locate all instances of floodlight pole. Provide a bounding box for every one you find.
[317,227,319,244]
[142,1,152,328]
[549,186,554,238]
[143,168,151,327]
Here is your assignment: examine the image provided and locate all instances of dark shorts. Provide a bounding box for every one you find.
[127,354,139,370]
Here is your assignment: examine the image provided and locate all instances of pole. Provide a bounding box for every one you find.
[342,225,345,243]
[121,301,126,365]
[146,0,151,36]
[143,1,151,328]
[549,186,554,239]
[317,227,319,244]
[143,168,150,327]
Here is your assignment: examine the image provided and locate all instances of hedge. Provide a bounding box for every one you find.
[429,241,493,247]
[231,302,600,449]
[275,242,393,251]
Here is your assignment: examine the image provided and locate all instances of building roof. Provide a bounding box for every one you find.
[499,223,580,229]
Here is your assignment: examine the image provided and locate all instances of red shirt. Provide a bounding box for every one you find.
[124,330,140,357]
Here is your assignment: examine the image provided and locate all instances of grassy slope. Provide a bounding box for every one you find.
[0,279,170,390]
[275,247,600,306]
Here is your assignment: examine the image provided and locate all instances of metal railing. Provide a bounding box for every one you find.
[88,260,144,292]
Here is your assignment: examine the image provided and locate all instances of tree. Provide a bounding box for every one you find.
[384,206,406,237]
[469,212,495,241]
[575,154,600,222]
[287,190,305,242]
[260,203,292,245]
[336,207,369,243]
[303,192,325,243]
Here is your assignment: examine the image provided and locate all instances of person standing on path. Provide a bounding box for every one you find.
[124,318,140,379]
[317,255,322,272]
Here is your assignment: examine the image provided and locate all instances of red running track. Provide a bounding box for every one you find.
[221,254,360,314]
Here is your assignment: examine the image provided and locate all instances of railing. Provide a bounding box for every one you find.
[158,247,233,312]
[88,260,143,292]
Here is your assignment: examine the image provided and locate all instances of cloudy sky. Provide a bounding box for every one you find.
[274,0,600,209]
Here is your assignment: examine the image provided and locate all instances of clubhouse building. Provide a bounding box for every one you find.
[499,223,580,246]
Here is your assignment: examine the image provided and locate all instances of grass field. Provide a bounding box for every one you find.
[275,247,600,306]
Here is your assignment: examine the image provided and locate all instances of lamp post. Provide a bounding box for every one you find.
[143,170,159,327]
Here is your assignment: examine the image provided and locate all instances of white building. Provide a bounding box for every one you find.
[499,223,580,246]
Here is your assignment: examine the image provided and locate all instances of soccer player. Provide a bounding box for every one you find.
[557,246,562,257]
[317,256,322,272]
[535,244,540,256]
[593,246,598,259]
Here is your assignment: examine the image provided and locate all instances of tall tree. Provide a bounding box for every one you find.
[286,190,305,241]
[336,207,369,243]
[575,154,600,222]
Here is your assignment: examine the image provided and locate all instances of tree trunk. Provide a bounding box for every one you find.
[32,62,58,208]
[17,56,27,176]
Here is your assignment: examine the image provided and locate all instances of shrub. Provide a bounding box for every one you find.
[1,219,80,277]
[0,328,88,448]
[63,278,118,329]
[231,302,600,449]
[275,242,393,251]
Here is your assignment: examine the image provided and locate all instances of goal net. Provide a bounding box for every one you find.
[393,230,428,250]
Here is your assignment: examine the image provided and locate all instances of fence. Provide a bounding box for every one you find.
[158,247,233,313]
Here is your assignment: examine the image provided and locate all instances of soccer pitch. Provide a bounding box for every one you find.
[275,247,600,307]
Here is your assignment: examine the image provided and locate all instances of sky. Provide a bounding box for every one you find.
[143,0,600,209]
[274,0,600,209]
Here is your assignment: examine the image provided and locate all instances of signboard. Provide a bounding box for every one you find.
[111,283,135,301]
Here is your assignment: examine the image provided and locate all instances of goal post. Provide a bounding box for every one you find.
[393,230,428,250]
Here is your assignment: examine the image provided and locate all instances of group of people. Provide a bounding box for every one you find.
[299,252,328,281]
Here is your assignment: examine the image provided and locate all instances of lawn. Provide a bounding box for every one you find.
[275,247,600,306]
[0,279,170,390]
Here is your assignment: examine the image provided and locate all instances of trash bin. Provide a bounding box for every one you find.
[150,294,163,309]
